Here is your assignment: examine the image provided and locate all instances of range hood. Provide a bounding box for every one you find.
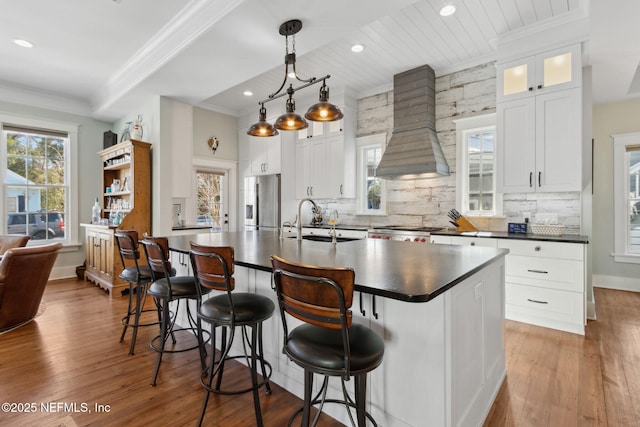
[376,64,450,180]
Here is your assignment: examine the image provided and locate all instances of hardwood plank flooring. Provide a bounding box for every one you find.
[1,280,639,426]
[484,287,639,426]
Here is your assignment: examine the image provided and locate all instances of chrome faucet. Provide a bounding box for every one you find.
[297,198,318,240]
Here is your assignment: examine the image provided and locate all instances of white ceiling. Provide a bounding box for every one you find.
[1,0,638,122]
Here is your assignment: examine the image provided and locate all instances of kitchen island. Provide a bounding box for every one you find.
[168,231,508,427]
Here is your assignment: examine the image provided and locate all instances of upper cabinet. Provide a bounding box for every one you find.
[297,118,344,141]
[250,134,281,175]
[497,44,581,103]
[496,43,583,194]
[294,103,356,200]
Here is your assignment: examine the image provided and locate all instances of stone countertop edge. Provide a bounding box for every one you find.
[167,231,508,303]
[430,229,589,244]
[171,225,212,231]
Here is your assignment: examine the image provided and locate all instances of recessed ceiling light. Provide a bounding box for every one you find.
[439,4,456,17]
[13,39,34,48]
[351,44,364,53]
[243,90,253,97]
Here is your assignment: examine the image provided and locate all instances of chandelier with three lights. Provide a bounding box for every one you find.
[247,19,343,137]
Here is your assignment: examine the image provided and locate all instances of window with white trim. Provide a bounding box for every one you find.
[455,114,502,216]
[1,115,77,245]
[613,132,640,263]
[356,133,387,215]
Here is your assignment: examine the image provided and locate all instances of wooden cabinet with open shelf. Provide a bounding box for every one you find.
[82,139,151,297]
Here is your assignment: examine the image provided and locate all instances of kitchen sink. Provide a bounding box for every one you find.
[289,235,361,243]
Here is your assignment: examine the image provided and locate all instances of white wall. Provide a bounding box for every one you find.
[592,98,640,291]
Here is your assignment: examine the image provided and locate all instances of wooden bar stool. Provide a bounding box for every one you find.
[190,242,274,427]
[140,235,210,386]
[114,230,158,355]
[271,255,384,427]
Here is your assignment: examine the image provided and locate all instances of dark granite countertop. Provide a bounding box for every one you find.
[167,230,507,303]
[171,224,212,231]
[430,229,589,244]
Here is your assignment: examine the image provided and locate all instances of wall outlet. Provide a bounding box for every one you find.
[534,213,558,224]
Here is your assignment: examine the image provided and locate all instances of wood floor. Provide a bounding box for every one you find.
[0,280,638,426]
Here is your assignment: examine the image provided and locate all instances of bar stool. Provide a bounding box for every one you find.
[114,230,157,355]
[140,235,210,386]
[190,242,274,427]
[271,255,384,427]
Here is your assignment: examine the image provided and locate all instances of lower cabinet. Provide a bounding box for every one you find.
[498,239,586,335]
[83,225,125,297]
[431,235,587,335]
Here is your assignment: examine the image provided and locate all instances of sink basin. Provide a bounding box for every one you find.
[289,235,360,243]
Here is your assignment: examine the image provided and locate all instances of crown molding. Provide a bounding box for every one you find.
[91,0,246,117]
[0,81,93,118]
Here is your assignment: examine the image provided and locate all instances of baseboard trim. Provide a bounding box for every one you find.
[593,274,640,293]
[50,266,78,281]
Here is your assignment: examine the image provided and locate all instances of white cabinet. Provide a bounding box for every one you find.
[497,44,581,102]
[433,235,587,335]
[295,134,354,199]
[449,236,498,247]
[497,87,582,193]
[250,134,281,175]
[498,239,586,335]
[295,138,327,198]
[297,118,344,141]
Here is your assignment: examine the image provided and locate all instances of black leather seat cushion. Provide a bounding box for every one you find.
[286,323,384,375]
[119,265,152,282]
[198,293,275,325]
[120,264,176,283]
[148,275,205,299]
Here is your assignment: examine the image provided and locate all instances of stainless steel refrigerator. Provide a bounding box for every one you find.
[244,174,281,231]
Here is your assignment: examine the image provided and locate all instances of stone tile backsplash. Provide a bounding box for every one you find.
[319,61,582,234]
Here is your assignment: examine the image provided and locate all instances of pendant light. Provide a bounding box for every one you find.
[274,86,308,131]
[305,80,344,122]
[247,19,342,136]
[247,104,278,137]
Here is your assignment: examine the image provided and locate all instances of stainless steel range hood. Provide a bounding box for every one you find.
[376,64,450,180]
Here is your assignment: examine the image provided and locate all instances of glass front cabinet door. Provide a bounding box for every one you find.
[497,44,581,102]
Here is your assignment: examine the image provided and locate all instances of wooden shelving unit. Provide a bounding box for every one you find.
[82,139,151,297]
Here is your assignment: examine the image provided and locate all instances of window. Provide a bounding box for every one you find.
[356,133,387,215]
[613,132,640,263]
[195,170,224,231]
[455,114,501,216]
[1,115,77,245]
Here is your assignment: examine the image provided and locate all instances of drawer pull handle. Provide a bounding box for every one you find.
[527,298,548,304]
[527,269,548,274]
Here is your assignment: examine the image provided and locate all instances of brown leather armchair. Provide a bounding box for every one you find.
[0,243,62,332]
[0,235,30,258]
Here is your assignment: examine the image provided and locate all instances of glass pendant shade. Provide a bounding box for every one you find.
[274,95,308,131]
[305,83,343,122]
[247,105,279,137]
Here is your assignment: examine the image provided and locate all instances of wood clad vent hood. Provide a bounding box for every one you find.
[376,64,450,180]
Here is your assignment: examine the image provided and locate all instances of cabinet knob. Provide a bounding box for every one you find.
[534,246,541,251]
[470,242,475,246]
[528,87,534,91]
[537,84,543,89]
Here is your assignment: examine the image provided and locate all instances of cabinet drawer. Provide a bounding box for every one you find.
[498,239,583,260]
[505,255,583,292]
[506,282,583,328]
[449,236,498,247]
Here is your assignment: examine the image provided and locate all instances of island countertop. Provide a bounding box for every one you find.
[167,230,508,303]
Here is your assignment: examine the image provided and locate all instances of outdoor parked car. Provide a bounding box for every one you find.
[7,212,65,240]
